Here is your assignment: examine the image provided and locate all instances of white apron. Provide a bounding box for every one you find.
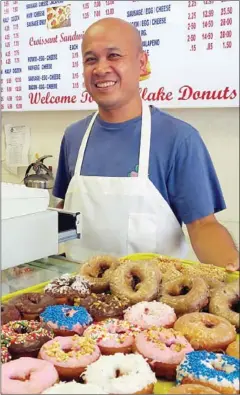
[64,103,188,262]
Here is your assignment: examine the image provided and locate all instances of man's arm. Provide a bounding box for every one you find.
[187,214,239,271]
[56,200,64,209]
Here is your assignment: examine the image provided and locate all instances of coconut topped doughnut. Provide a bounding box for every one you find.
[124,301,176,329]
[83,353,157,394]
[44,274,91,302]
[42,381,108,394]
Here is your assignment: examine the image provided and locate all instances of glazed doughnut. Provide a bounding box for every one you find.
[110,260,162,304]
[124,301,176,329]
[73,293,130,321]
[1,357,59,394]
[226,338,240,359]
[44,274,91,304]
[9,292,56,320]
[83,353,157,394]
[134,327,193,380]
[39,335,100,380]
[40,304,93,336]
[1,303,21,324]
[42,381,107,394]
[83,318,141,355]
[1,334,11,364]
[160,276,209,315]
[80,255,120,293]
[2,320,54,359]
[176,351,239,394]
[209,280,239,329]
[174,312,236,351]
[168,384,220,394]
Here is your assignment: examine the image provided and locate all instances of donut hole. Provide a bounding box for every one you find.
[14,325,28,334]
[97,265,109,278]
[204,321,215,329]
[115,369,124,378]
[231,298,240,313]
[211,361,235,374]
[63,308,76,318]
[169,284,191,296]
[11,373,31,382]
[1,305,5,312]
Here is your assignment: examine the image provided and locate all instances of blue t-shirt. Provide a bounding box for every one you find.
[53,106,226,225]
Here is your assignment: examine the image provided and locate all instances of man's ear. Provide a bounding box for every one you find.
[139,52,151,81]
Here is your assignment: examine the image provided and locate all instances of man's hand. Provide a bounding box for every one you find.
[187,214,239,271]
[56,200,64,209]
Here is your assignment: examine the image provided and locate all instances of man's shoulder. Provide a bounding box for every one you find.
[64,113,94,141]
[151,106,199,142]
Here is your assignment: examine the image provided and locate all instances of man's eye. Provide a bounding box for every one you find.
[84,57,96,64]
[108,53,120,59]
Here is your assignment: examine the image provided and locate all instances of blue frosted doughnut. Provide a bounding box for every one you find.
[176,351,239,394]
[40,305,93,335]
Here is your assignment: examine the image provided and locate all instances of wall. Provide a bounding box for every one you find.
[2,107,239,261]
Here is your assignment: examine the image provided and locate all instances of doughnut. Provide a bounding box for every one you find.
[174,312,236,352]
[176,351,240,394]
[110,260,162,304]
[40,304,93,336]
[39,335,100,380]
[83,353,157,394]
[73,292,130,321]
[209,280,240,329]
[1,320,54,359]
[1,356,59,394]
[44,274,91,304]
[80,255,120,293]
[160,276,209,316]
[1,303,21,324]
[1,334,11,364]
[83,318,141,355]
[124,301,177,329]
[226,338,240,359]
[42,381,107,394]
[168,384,220,394]
[8,292,56,320]
[134,327,193,380]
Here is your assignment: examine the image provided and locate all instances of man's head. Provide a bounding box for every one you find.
[81,18,148,111]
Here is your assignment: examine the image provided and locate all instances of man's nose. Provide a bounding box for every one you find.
[93,59,111,75]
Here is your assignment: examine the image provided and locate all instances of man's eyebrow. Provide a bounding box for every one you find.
[83,47,122,57]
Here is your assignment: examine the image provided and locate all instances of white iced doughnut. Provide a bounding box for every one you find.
[42,381,107,394]
[83,353,157,394]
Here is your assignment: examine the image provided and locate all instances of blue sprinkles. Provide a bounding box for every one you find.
[176,351,239,387]
[40,305,93,330]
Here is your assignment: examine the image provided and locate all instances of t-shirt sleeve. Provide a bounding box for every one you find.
[53,134,71,199]
[168,129,226,224]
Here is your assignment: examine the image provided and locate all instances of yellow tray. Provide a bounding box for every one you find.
[1,254,239,394]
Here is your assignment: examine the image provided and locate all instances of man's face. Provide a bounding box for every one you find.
[82,25,147,110]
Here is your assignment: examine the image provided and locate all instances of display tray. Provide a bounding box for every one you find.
[1,253,239,394]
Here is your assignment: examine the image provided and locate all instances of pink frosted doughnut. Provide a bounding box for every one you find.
[135,327,193,380]
[83,318,141,355]
[1,357,58,394]
[39,335,100,380]
[124,301,177,329]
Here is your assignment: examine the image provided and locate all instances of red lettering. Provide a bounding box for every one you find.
[178,85,237,101]
[80,90,93,103]
[139,87,173,102]
[29,92,77,105]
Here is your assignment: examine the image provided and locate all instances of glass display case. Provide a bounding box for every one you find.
[1,255,81,297]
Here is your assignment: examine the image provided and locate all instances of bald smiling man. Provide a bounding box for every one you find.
[54,18,239,271]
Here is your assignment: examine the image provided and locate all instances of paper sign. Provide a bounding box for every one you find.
[4,124,31,167]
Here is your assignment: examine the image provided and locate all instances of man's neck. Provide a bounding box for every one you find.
[98,96,142,123]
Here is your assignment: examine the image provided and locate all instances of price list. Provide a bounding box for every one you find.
[186,0,238,53]
[1,1,239,110]
[1,0,23,111]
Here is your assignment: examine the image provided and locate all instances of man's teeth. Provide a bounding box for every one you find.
[96,81,116,88]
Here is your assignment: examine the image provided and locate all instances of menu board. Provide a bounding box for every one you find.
[1,0,239,111]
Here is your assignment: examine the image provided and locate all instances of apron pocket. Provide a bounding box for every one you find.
[128,213,157,254]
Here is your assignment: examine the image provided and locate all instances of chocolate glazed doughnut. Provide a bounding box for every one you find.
[209,280,240,330]
[159,276,209,316]
[80,255,120,293]
[9,293,56,320]
[110,260,162,304]
[1,304,21,324]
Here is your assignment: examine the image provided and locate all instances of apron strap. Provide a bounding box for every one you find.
[138,102,151,179]
[74,111,99,175]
